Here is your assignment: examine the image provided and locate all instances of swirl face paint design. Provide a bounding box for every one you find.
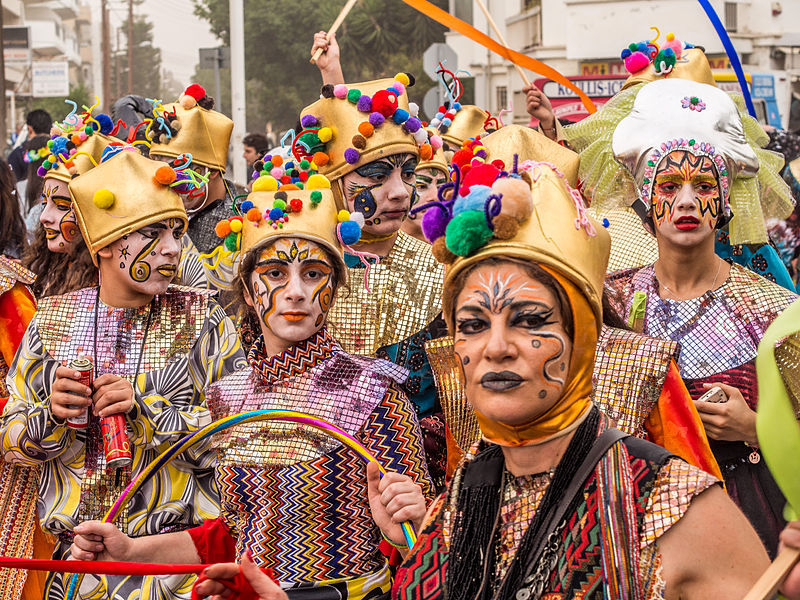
[652,150,721,232]
[39,180,80,252]
[111,218,184,295]
[342,154,417,232]
[453,263,572,425]
[249,238,334,344]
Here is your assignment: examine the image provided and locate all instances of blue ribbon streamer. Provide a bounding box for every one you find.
[696,0,757,118]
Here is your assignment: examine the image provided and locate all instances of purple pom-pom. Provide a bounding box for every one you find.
[404,116,422,133]
[344,147,360,164]
[356,95,372,112]
[421,205,449,242]
[300,114,318,128]
[37,166,47,177]
[369,112,385,127]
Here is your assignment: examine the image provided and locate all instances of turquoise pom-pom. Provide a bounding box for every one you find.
[445,210,493,257]
[339,220,361,245]
[452,185,492,217]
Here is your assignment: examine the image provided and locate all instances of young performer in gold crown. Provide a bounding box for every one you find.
[0,149,245,599]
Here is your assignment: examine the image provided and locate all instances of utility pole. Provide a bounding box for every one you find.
[0,6,7,153]
[127,0,133,94]
[101,0,111,110]
[229,0,246,184]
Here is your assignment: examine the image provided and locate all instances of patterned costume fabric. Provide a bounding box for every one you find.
[0,286,246,599]
[178,236,238,292]
[605,262,797,555]
[715,230,797,292]
[202,328,432,597]
[331,231,445,417]
[0,259,47,600]
[392,416,718,600]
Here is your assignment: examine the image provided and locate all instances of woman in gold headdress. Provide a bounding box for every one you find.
[387,160,767,599]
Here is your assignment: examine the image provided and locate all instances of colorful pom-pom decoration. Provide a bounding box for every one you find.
[312,152,329,166]
[344,148,360,164]
[154,165,177,185]
[339,220,361,245]
[300,114,318,128]
[337,209,350,223]
[229,218,243,233]
[421,205,449,242]
[224,232,240,251]
[184,83,206,100]
[289,198,303,212]
[352,134,367,149]
[310,190,323,205]
[371,90,399,117]
[93,189,115,210]
[215,220,232,238]
[358,122,374,137]
[394,72,410,86]
[445,210,493,257]
[306,174,331,190]
[246,207,262,222]
[317,127,333,143]
[241,199,254,212]
[333,84,348,99]
[253,176,279,192]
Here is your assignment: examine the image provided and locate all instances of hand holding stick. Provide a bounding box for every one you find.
[474,0,530,87]
[310,0,359,64]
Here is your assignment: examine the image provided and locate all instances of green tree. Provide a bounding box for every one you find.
[113,11,163,100]
[192,0,447,132]
[31,83,92,121]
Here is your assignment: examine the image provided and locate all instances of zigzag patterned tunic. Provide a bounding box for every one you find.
[195,328,433,599]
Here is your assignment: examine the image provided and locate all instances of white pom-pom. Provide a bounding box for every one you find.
[412,128,428,144]
[408,102,420,117]
[350,212,365,227]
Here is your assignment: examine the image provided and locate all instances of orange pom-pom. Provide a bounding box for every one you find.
[278,183,301,191]
[358,122,374,137]
[313,152,329,166]
[272,155,283,167]
[71,134,82,145]
[419,143,433,161]
[246,207,261,222]
[154,165,177,185]
[215,221,231,237]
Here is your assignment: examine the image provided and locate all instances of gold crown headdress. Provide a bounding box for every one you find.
[148,84,233,172]
[69,149,201,265]
[298,75,436,185]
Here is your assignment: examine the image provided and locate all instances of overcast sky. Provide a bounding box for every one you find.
[107,0,219,86]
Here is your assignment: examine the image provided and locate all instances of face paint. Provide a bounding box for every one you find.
[152,154,210,212]
[248,238,335,346]
[453,263,572,426]
[341,153,417,237]
[651,150,721,240]
[106,218,185,298]
[39,179,81,253]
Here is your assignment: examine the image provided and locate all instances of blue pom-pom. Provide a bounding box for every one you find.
[386,86,400,95]
[602,218,610,228]
[620,48,632,59]
[442,118,452,127]
[435,112,444,120]
[268,207,284,221]
[95,113,114,134]
[392,109,410,124]
[339,220,361,245]
[453,102,462,110]
[51,137,69,156]
[241,199,254,212]
[453,185,492,216]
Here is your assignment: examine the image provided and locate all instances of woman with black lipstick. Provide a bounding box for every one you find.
[390,161,769,599]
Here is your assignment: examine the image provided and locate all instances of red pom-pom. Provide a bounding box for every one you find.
[290,198,303,212]
[184,83,206,101]
[298,171,309,182]
[491,159,506,170]
[280,175,291,184]
[371,90,399,118]
[461,163,501,190]
[451,149,474,169]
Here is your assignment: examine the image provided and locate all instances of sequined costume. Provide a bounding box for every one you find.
[392,409,718,600]
[606,261,798,555]
[0,258,52,600]
[0,285,246,599]
[189,328,432,599]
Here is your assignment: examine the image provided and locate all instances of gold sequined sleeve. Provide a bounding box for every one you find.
[360,383,434,500]
[640,457,720,549]
[127,301,245,454]
[1,318,77,465]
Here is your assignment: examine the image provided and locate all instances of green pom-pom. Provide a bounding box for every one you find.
[299,159,310,169]
[260,169,269,177]
[688,139,695,146]
[42,161,52,169]
[273,198,286,210]
[310,190,322,205]
[445,210,493,257]
[84,125,94,135]
[296,182,304,189]
[47,140,55,149]
[298,131,323,154]
[264,161,273,171]
[347,88,361,103]
[224,232,240,251]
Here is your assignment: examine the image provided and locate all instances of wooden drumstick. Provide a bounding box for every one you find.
[743,546,800,600]
[310,0,359,64]
[474,0,530,87]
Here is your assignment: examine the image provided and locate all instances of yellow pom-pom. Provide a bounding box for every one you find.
[252,175,278,192]
[93,189,115,210]
[395,72,410,86]
[666,32,675,41]
[317,127,333,143]
[305,174,331,190]
[337,210,350,223]
[229,219,243,233]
